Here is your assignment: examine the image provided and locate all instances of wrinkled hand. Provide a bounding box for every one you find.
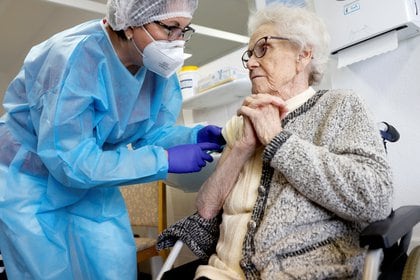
[238,94,287,145]
[197,125,226,147]
[236,116,260,153]
[167,142,221,173]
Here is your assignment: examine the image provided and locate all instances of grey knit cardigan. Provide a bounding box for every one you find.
[158,89,393,279]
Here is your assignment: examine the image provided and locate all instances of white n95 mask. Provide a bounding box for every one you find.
[142,40,185,78]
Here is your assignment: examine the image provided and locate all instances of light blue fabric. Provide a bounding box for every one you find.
[0,19,202,279]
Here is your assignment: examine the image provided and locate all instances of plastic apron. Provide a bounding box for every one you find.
[0,20,201,279]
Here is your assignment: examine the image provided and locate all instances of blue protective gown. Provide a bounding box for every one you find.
[0,20,201,279]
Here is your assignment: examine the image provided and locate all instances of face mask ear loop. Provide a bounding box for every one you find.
[127,27,144,57]
[130,37,144,57]
[142,26,157,42]
[131,26,159,57]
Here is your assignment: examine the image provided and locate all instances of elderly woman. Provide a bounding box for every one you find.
[158,4,393,280]
[0,0,230,279]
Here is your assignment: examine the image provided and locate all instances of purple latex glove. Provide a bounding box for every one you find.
[167,142,221,173]
[197,125,226,146]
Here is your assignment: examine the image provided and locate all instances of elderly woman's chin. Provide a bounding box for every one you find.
[251,85,274,96]
[251,81,268,95]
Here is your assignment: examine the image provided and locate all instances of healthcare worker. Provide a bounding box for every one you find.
[0,0,225,279]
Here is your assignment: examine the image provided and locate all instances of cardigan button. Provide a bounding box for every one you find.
[240,258,248,268]
[248,220,257,230]
[258,185,266,194]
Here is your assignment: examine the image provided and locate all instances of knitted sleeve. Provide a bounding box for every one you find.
[157,212,222,260]
[265,91,393,223]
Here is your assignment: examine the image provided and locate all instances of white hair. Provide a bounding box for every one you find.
[248,4,330,85]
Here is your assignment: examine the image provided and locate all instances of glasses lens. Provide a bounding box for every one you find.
[182,28,195,41]
[168,29,182,40]
[166,26,194,41]
[241,51,250,68]
[254,38,267,58]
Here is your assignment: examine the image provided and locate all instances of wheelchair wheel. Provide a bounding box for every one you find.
[402,245,420,280]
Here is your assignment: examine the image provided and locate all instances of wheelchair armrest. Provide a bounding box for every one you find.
[360,205,420,249]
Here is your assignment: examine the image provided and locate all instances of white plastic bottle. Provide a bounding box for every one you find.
[178,65,199,99]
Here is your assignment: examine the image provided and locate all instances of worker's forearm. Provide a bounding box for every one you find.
[196,144,254,219]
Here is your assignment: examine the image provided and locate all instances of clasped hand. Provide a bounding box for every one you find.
[238,93,288,145]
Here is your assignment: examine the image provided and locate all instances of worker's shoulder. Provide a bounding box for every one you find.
[28,20,106,63]
[51,20,105,49]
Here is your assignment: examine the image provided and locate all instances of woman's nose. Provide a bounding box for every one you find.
[247,55,259,69]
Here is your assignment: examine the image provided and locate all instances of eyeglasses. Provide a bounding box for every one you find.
[241,36,290,68]
[153,21,195,41]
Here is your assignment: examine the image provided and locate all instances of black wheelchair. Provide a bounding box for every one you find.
[361,122,420,279]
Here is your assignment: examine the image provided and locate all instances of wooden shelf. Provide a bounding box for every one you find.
[182,78,251,109]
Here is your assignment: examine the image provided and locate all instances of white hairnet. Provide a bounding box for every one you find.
[107,0,199,31]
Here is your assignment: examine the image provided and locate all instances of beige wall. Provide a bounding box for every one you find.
[166,186,199,266]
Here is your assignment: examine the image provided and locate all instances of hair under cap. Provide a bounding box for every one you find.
[107,0,198,31]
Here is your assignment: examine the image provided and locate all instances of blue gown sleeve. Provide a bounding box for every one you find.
[132,75,203,149]
[35,37,168,189]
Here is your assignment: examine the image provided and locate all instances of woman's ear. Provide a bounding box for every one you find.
[298,48,313,60]
[296,48,313,72]
[125,27,134,40]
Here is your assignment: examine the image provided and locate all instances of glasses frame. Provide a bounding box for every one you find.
[153,21,195,41]
[241,36,290,69]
